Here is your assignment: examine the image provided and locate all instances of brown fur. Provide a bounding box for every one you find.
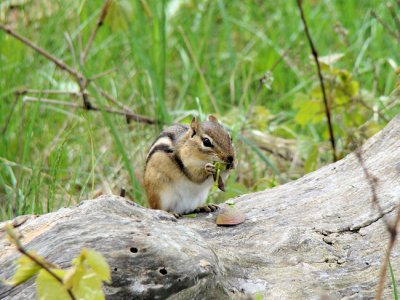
[144,115,235,211]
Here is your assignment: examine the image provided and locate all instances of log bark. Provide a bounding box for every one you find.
[1,115,400,300]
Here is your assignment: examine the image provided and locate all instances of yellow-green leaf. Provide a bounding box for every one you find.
[72,270,104,300]
[5,254,42,285]
[63,263,86,290]
[36,269,70,300]
[83,249,111,283]
[294,101,320,126]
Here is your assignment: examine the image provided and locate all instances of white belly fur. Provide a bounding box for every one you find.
[160,177,214,214]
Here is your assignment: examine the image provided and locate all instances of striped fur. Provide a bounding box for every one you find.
[144,116,235,214]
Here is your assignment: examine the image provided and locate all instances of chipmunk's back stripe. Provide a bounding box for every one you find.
[173,154,192,180]
[158,131,176,142]
[146,144,173,164]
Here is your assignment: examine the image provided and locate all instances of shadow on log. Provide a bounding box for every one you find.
[1,115,400,299]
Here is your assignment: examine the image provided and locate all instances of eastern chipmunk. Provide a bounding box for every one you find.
[144,115,235,215]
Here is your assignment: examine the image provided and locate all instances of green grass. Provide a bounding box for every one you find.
[389,258,399,300]
[0,0,399,219]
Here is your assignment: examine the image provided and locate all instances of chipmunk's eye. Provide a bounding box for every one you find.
[202,137,213,147]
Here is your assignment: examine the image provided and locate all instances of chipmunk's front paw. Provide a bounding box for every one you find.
[193,204,219,213]
[205,163,217,175]
[170,212,182,219]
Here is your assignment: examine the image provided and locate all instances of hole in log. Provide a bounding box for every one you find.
[130,247,138,253]
[159,268,167,275]
[114,268,118,272]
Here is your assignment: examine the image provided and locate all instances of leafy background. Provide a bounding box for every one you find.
[0,0,399,220]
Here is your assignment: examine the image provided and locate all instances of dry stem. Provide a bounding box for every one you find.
[22,96,156,124]
[6,224,76,300]
[80,0,112,65]
[0,23,156,125]
[296,0,337,162]
[355,149,400,300]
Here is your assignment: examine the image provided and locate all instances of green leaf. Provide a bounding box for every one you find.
[36,269,70,300]
[72,270,104,300]
[349,81,359,97]
[292,93,308,109]
[183,213,197,218]
[213,161,227,189]
[63,263,86,290]
[5,254,42,285]
[83,249,111,283]
[294,101,320,126]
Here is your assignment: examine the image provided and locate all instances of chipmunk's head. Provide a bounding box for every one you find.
[188,115,235,170]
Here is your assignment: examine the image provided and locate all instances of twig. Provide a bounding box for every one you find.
[270,44,294,72]
[80,0,112,65]
[17,89,83,97]
[89,68,116,81]
[178,26,220,115]
[6,224,76,300]
[0,23,156,125]
[375,209,400,300]
[296,0,337,161]
[0,24,84,84]
[371,10,400,41]
[354,148,399,300]
[91,82,153,123]
[0,24,92,109]
[1,92,19,134]
[356,97,389,122]
[355,150,390,228]
[22,96,157,124]
[387,2,400,32]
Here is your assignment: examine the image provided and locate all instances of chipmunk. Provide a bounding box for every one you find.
[144,115,235,216]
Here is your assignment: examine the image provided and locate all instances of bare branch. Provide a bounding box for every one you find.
[387,2,400,32]
[354,148,400,300]
[296,0,337,161]
[5,224,76,300]
[355,150,389,228]
[375,209,400,300]
[371,10,400,41]
[0,24,92,109]
[22,96,157,125]
[17,89,83,97]
[80,0,112,65]
[89,68,116,81]
[1,93,19,134]
[0,23,156,125]
[0,24,84,83]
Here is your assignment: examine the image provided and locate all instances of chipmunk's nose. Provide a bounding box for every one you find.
[226,156,234,169]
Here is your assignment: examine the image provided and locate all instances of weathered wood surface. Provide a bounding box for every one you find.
[1,115,400,300]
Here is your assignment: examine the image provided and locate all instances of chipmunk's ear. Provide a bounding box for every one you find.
[190,116,199,137]
[208,115,218,123]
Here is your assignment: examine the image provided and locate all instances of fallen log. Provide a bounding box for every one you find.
[1,115,400,299]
